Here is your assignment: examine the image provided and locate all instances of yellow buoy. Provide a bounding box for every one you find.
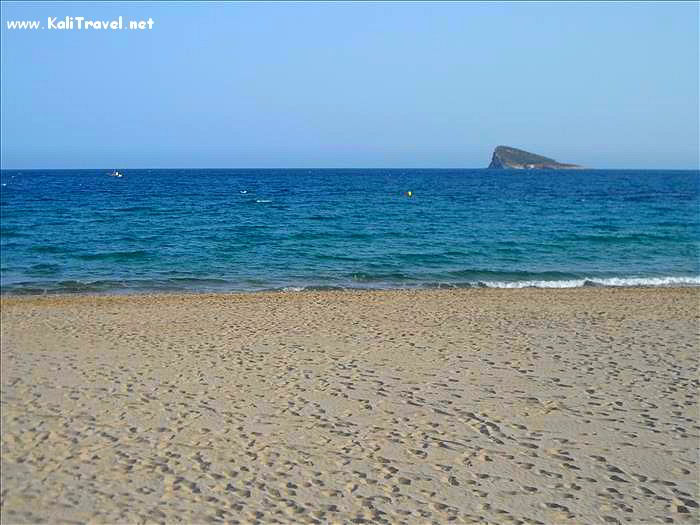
[407,191,412,197]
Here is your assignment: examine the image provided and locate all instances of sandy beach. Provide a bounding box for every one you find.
[1,288,698,524]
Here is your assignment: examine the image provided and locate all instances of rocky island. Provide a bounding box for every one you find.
[488,145,582,169]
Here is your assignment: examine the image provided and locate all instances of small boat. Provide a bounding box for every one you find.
[109,170,123,178]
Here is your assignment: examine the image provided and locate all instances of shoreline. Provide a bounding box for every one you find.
[1,283,698,304]
[2,286,699,523]
[2,275,699,298]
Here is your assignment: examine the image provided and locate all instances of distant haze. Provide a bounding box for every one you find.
[1,2,698,169]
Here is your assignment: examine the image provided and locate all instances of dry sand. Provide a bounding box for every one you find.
[1,288,699,524]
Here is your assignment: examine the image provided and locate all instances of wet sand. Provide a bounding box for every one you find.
[1,288,699,524]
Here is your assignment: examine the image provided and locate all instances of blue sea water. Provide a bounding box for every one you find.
[1,169,698,295]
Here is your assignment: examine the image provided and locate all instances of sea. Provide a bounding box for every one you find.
[1,169,698,295]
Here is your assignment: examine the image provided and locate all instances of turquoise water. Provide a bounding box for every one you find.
[1,169,698,294]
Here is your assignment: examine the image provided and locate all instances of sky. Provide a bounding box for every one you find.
[1,1,698,169]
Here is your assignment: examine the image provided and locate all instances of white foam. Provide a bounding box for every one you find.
[592,276,700,287]
[480,276,700,289]
[483,279,585,288]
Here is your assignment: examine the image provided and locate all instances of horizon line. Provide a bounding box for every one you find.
[2,166,700,171]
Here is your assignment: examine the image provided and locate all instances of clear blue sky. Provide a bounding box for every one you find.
[1,1,698,169]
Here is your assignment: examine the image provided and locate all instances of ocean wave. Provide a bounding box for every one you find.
[113,206,157,213]
[279,285,349,292]
[477,276,700,288]
[1,280,126,295]
[0,277,234,295]
[560,233,673,243]
[266,275,700,292]
[76,250,151,262]
[349,271,416,282]
[447,269,580,280]
[0,228,31,238]
[30,244,71,254]
[2,274,699,295]
[395,252,452,264]
[313,254,360,262]
[24,263,62,277]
